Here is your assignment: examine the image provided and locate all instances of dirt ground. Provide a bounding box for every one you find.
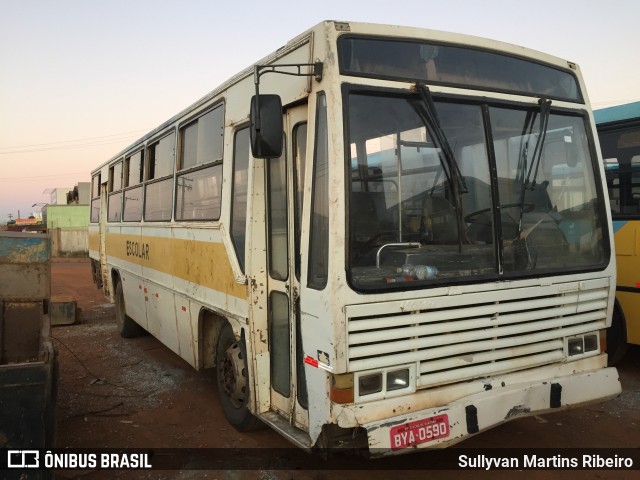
[50,259,640,479]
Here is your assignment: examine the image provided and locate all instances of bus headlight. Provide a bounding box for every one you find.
[354,365,416,402]
[584,334,599,353]
[568,337,584,356]
[359,373,383,396]
[566,332,600,358]
[387,368,410,391]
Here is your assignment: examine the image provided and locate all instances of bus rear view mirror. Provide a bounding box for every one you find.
[250,94,283,158]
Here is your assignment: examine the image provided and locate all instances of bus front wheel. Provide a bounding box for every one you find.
[215,323,261,431]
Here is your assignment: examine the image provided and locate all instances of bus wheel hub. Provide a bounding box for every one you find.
[221,343,245,408]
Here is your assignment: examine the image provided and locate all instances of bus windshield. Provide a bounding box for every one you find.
[346,91,606,291]
[339,37,581,102]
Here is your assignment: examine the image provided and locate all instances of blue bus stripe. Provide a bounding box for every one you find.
[612,220,627,234]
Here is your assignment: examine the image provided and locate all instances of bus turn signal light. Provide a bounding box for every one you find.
[330,373,354,404]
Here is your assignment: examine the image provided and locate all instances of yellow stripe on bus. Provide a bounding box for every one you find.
[104,232,247,300]
[614,221,640,344]
[88,230,99,253]
[614,221,639,287]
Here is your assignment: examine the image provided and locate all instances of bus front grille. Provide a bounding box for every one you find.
[345,278,609,388]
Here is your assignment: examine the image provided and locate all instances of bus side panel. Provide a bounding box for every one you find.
[300,302,334,443]
[144,279,180,355]
[170,228,247,312]
[614,220,640,344]
[171,226,249,369]
[121,271,148,331]
[106,226,147,330]
[88,227,99,261]
[173,295,197,367]
[112,225,248,366]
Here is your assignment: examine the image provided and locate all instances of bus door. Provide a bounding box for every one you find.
[99,182,109,296]
[265,104,309,429]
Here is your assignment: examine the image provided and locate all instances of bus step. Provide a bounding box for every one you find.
[259,410,313,451]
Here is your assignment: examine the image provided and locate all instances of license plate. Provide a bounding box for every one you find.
[389,414,450,450]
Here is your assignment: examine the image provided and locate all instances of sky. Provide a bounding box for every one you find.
[1,0,638,222]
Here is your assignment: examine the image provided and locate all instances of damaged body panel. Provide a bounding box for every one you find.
[362,366,620,453]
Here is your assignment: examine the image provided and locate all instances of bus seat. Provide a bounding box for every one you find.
[526,180,552,211]
[350,191,398,243]
[422,196,458,244]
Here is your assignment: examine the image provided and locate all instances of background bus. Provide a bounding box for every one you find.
[595,101,640,364]
[89,21,620,455]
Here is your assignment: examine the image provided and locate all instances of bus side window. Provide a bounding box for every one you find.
[123,150,144,222]
[108,160,123,223]
[308,93,329,290]
[231,127,250,272]
[144,132,175,222]
[176,105,225,221]
[90,173,101,223]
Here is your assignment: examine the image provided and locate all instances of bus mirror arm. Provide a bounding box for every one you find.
[250,62,323,159]
[253,62,323,87]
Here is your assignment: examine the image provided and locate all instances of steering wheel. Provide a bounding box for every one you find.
[362,231,397,250]
[464,203,535,224]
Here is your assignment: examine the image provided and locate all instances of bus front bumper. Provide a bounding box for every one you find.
[362,367,620,455]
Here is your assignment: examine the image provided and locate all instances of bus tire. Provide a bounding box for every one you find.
[607,305,628,366]
[215,322,261,431]
[115,281,144,338]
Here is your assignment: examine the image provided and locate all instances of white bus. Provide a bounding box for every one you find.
[89,21,621,455]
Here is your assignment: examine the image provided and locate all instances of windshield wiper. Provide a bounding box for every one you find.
[414,84,468,193]
[516,98,552,239]
[516,111,536,185]
[413,83,467,251]
[525,98,551,190]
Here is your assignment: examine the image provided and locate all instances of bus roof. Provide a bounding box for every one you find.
[594,101,640,125]
[91,20,584,175]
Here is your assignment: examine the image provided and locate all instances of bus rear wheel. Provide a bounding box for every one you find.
[215,323,261,431]
[115,281,144,338]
